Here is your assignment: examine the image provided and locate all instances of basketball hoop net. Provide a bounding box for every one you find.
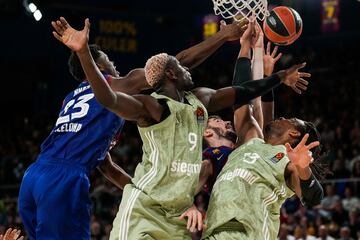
[212,0,269,21]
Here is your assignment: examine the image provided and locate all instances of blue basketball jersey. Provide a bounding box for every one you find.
[39,79,125,170]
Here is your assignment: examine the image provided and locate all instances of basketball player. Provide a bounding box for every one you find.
[184,22,287,234]
[52,17,309,239]
[18,18,248,240]
[200,34,325,240]
[199,27,284,196]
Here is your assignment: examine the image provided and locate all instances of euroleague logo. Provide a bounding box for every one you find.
[270,152,285,164]
[195,107,205,123]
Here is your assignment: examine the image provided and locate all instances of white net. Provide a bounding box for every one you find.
[212,0,269,21]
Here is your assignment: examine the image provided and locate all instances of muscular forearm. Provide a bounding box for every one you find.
[176,31,227,69]
[77,46,117,108]
[98,154,132,190]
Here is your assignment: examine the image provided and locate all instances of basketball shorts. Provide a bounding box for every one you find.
[110,184,191,240]
[18,158,91,240]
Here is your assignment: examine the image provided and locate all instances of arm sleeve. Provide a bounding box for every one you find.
[232,57,252,86]
[233,74,281,108]
[261,90,274,102]
[300,174,324,207]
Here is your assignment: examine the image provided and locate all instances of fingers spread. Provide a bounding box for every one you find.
[197,212,203,231]
[51,21,62,34]
[296,62,306,70]
[274,52,283,62]
[271,46,278,58]
[298,78,308,85]
[298,133,309,148]
[285,143,293,152]
[56,20,65,32]
[307,141,320,150]
[59,17,70,28]
[186,214,191,230]
[84,18,91,32]
[292,86,302,94]
[296,82,308,91]
[266,41,271,55]
[52,31,62,42]
[299,72,311,78]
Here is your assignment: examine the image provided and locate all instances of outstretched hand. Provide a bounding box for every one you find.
[219,17,248,41]
[277,62,310,94]
[52,17,90,53]
[253,21,264,49]
[285,134,320,169]
[240,16,260,48]
[179,205,205,233]
[0,228,24,240]
[263,42,282,76]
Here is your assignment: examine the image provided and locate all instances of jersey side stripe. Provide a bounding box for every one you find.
[119,131,159,240]
[262,186,287,240]
[119,131,156,239]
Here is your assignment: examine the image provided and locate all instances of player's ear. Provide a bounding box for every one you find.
[164,67,177,80]
[203,129,214,138]
[289,129,301,139]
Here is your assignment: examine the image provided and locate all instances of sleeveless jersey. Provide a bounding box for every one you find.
[204,138,294,240]
[132,91,208,215]
[202,146,234,194]
[39,80,124,171]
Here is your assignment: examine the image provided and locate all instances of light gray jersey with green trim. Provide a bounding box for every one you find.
[132,91,208,215]
[204,138,295,240]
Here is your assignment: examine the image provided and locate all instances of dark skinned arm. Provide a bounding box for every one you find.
[97,152,132,190]
[109,20,248,93]
[176,19,247,69]
[51,17,165,126]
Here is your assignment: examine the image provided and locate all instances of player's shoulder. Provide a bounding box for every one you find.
[242,137,266,146]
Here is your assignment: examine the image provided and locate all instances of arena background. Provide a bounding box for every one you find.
[0,0,360,239]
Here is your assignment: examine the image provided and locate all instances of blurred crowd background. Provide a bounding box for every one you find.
[1,0,360,239]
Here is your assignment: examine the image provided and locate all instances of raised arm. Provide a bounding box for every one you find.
[193,62,309,113]
[285,134,324,207]
[233,20,264,144]
[261,42,283,127]
[99,19,248,94]
[52,17,163,125]
[176,18,248,69]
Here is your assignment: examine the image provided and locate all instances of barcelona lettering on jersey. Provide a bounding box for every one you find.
[39,79,125,170]
[202,146,234,194]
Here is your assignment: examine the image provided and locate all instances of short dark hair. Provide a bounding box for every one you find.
[68,44,101,81]
[294,121,331,180]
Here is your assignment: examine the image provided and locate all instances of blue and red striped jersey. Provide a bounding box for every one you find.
[202,146,234,194]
